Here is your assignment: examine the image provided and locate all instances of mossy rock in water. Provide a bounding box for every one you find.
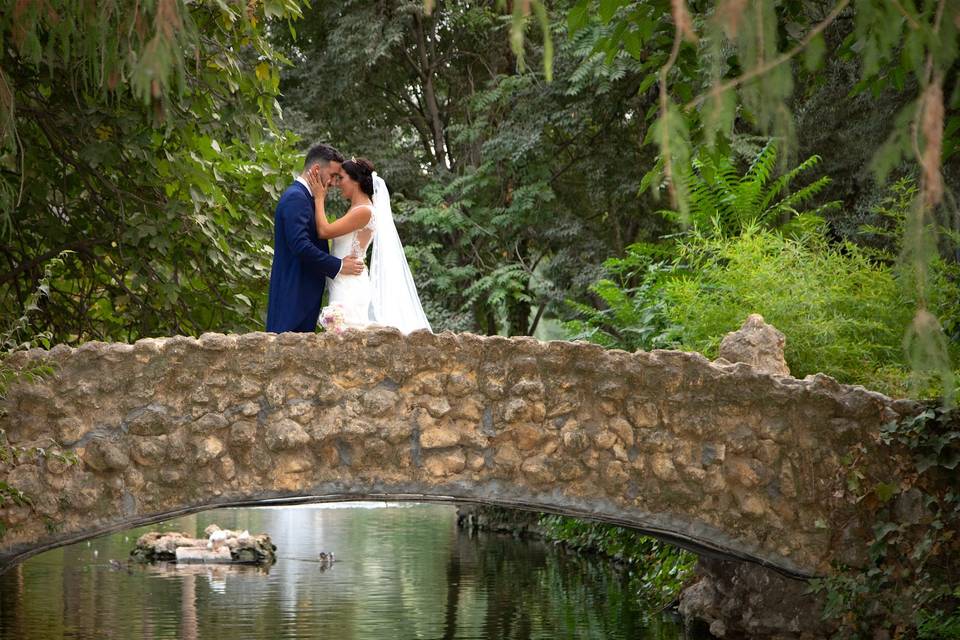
[130,528,276,565]
[130,531,196,563]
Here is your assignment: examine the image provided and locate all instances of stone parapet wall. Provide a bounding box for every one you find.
[0,329,916,575]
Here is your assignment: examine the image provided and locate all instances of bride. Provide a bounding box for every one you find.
[306,157,432,333]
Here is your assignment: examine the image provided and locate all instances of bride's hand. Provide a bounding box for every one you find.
[306,168,327,200]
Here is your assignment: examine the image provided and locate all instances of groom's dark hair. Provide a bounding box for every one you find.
[303,143,344,170]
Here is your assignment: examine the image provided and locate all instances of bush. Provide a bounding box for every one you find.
[564,243,680,352]
[661,225,959,398]
[538,514,696,610]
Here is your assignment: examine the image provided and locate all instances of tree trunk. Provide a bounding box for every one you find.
[413,11,448,169]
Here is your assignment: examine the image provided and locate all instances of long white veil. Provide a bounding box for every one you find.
[369,173,432,333]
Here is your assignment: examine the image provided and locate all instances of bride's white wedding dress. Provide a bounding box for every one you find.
[326,217,374,329]
[323,173,432,334]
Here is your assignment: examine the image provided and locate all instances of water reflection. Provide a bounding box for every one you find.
[0,503,694,639]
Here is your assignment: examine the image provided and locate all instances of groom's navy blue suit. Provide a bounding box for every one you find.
[266,181,342,333]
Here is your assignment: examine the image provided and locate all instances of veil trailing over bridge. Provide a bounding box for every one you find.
[368,173,432,334]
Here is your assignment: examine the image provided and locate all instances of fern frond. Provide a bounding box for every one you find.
[732,178,763,227]
[761,153,823,212]
[745,139,778,187]
[775,176,833,213]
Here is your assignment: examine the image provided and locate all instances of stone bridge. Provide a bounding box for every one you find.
[0,328,914,577]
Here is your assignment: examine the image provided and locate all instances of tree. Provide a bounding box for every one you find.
[0,0,302,342]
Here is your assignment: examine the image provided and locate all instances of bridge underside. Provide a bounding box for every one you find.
[0,485,814,578]
[0,330,910,578]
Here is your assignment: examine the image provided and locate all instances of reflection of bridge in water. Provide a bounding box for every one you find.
[0,329,914,577]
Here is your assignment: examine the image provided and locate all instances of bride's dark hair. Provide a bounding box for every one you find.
[342,157,376,197]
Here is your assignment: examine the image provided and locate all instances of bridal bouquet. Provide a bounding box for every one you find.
[319,303,346,334]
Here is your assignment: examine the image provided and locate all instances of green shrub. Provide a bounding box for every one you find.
[538,514,696,610]
[564,243,680,352]
[661,225,959,398]
[569,149,960,398]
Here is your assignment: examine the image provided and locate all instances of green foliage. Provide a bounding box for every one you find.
[539,514,696,610]
[564,153,955,400]
[564,245,678,351]
[567,137,843,354]
[560,0,960,401]
[562,0,960,204]
[1,1,303,343]
[0,481,30,509]
[668,140,840,235]
[810,407,960,638]
[859,178,960,401]
[1,252,63,351]
[663,226,959,397]
[567,175,960,398]
[0,254,62,408]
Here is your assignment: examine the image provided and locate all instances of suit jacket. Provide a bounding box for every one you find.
[266,182,342,332]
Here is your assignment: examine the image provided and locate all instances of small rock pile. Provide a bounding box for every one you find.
[131,524,276,565]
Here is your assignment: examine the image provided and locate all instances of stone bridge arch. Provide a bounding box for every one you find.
[0,330,912,576]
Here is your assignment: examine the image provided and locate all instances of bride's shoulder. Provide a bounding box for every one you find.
[347,203,374,221]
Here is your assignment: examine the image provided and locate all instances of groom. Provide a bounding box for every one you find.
[266,143,364,333]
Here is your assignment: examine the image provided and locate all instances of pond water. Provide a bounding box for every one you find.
[0,503,698,639]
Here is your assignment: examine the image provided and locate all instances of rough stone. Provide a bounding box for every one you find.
[192,412,229,433]
[230,420,258,447]
[718,314,791,376]
[512,423,546,451]
[193,436,225,463]
[608,417,634,446]
[592,430,617,450]
[420,425,461,449]
[423,397,451,418]
[130,436,166,467]
[650,453,678,481]
[219,456,236,481]
[0,328,924,587]
[126,405,173,436]
[502,398,528,422]
[679,556,835,639]
[446,374,474,397]
[726,458,762,488]
[55,417,86,444]
[520,455,555,484]
[82,439,129,472]
[423,449,466,477]
[626,401,659,429]
[264,419,310,451]
[561,429,589,452]
[360,388,398,416]
[701,443,726,466]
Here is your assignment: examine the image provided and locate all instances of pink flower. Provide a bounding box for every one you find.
[319,303,347,334]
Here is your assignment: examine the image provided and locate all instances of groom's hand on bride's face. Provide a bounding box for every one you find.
[341,255,365,276]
